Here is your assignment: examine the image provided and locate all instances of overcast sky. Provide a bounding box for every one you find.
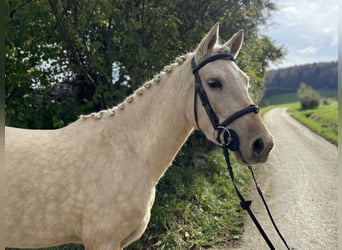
[262,0,338,69]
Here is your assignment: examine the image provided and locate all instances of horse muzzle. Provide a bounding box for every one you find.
[243,134,274,164]
[217,128,274,164]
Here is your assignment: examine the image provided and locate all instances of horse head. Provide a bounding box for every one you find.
[191,23,274,164]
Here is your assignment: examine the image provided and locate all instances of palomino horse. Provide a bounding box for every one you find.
[5,23,274,249]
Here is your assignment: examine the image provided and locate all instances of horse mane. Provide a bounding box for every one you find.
[79,41,233,121]
[79,54,190,121]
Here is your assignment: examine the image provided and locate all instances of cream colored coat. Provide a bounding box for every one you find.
[5,23,273,249]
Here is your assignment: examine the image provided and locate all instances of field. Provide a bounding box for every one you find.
[262,90,337,106]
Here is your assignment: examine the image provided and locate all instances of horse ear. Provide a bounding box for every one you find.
[195,23,220,61]
[223,30,244,59]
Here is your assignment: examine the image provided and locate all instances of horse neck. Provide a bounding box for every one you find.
[117,58,195,183]
[79,55,195,185]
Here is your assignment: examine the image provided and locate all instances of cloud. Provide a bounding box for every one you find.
[298,46,318,54]
[264,0,338,69]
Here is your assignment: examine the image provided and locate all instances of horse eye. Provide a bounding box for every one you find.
[208,79,222,88]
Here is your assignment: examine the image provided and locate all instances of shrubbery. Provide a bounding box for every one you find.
[297,83,320,110]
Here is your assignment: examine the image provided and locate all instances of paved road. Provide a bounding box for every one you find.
[212,108,338,250]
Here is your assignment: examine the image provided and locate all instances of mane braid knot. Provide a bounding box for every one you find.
[79,53,190,121]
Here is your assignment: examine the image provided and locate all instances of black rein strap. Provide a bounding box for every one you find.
[222,142,275,249]
[191,53,292,250]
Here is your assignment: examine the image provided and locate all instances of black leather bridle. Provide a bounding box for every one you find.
[191,53,292,250]
[191,53,259,150]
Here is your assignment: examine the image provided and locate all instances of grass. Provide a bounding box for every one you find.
[262,93,298,105]
[262,90,337,106]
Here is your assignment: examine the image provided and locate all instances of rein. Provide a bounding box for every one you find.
[191,54,291,250]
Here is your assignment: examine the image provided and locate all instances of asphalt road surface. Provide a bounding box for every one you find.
[212,108,338,250]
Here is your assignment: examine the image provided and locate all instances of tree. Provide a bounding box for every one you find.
[264,62,338,99]
[6,0,283,129]
[297,82,320,110]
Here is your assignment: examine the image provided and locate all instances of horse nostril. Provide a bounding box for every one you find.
[252,138,265,156]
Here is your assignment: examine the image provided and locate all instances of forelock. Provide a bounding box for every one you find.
[217,46,231,54]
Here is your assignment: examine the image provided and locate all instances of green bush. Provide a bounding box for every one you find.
[297,83,320,110]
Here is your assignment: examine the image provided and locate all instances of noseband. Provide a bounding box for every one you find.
[191,53,259,150]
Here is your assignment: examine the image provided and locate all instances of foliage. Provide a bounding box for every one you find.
[6,0,283,129]
[297,82,320,110]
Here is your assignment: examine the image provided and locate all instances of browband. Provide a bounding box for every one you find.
[192,53,235,74]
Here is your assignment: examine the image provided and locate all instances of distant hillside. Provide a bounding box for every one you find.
[263,62,338,101]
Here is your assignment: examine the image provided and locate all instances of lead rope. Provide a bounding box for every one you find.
[222,140,292,250]
[248,165,292,250]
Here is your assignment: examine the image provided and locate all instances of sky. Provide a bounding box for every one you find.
[261,0,338,69]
